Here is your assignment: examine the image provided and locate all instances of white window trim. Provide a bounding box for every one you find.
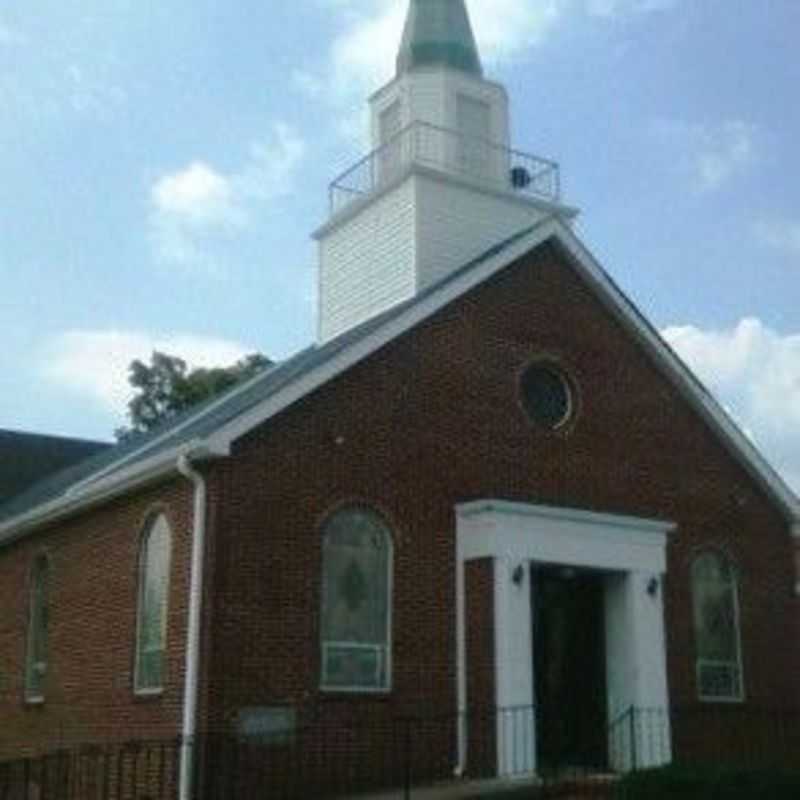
[134,516,172,696]
[24,695,45,706]
[320,512,394,694]
[320,643,392,695]
[135,686,165,698]
[693,553,745,704]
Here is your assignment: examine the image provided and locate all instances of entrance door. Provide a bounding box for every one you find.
[532,567,608,770]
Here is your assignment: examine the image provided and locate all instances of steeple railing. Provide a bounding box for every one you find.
[329,121,561,216]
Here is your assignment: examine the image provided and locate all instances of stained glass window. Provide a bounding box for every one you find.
[692,552,743,701]
[321,508,392,691]
[135,515,172,693]
[25,556,50,701]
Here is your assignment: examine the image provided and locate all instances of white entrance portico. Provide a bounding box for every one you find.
[455,501,675,777]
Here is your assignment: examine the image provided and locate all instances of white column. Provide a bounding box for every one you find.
[494,557,536,777]
[455,549,469,776]
[605,571,671,771]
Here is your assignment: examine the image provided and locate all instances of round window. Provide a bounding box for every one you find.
[520,363,573,430]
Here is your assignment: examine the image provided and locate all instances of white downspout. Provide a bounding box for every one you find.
[177,452,208,800]
[455,547,467,777]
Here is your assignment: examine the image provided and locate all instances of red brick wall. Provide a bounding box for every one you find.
[0,479,193,758]
[1,241,797,765]
[203,241,798,742]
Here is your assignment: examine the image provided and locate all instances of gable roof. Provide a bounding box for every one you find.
[0,430,110,506]
[1,217,797,545]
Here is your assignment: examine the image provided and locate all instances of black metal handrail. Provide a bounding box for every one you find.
[328,120,561,215]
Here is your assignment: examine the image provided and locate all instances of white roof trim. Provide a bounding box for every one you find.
[314,162,579,240]
[210,217,799,522]
[2,217,798,539]
[456,499,676,535]
[205,217,563,452]
[554,227,800,522]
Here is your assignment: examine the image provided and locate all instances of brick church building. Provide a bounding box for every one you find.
[1,1,799,797]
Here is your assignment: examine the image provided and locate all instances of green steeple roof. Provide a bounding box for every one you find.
[396,0,483,78]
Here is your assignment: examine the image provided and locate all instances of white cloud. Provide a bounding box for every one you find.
[148,123,305,270]
[652,119,757,193]
[694,121,755,192]
[662,318,800,493]
[236,127,307,201]
[41,330,254,416]
[754,218,800,256]
[152,162,245,229]
[474,0,568,61]
[328,0,406,93]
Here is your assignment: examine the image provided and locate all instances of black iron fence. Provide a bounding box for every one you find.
[0,738,181,800]
[2,705,799,800]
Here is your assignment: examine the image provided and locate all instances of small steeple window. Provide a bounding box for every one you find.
[457,94,491,178]
[379,101,404,182]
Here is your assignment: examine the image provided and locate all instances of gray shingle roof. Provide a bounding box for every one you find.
[0,431,110,507]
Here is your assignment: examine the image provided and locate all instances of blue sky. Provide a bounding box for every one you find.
[1,0,799,492]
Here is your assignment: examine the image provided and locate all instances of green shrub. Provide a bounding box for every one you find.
[616,765,800,799]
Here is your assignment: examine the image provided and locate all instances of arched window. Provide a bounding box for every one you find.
[692,551,744,701]
[320,507,392,691]
[135,514,172,693]
[25,555,50,702]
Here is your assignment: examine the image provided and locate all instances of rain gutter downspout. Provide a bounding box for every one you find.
[177,451,208,800]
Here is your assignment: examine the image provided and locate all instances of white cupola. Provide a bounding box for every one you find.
[314,0,578,343]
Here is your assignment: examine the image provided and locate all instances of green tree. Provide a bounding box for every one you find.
[116,351,271,441]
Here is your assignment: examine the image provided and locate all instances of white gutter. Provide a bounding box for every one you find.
[176,452,209,800]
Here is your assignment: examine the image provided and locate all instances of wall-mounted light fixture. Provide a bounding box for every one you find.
[647,576,660,597]
[512,564,525,586]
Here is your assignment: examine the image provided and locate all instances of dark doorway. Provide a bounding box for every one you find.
[532,566,608,770]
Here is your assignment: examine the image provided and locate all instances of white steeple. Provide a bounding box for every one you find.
[314,0,577,344]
